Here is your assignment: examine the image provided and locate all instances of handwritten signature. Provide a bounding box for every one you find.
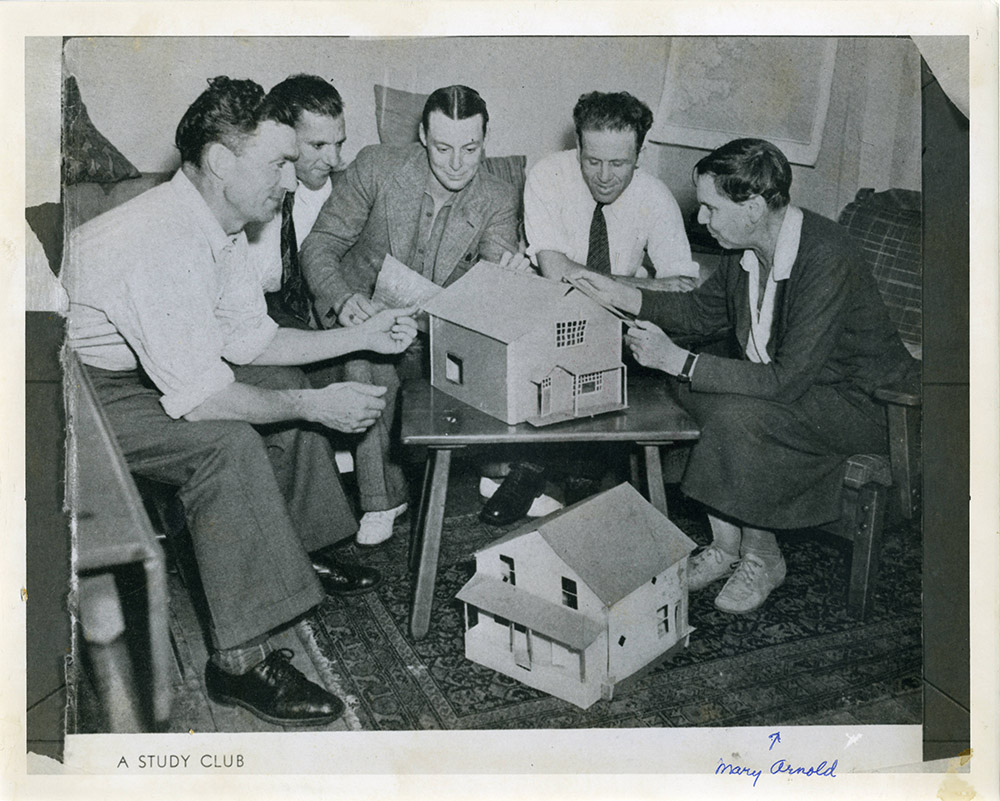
[715,731,839,787]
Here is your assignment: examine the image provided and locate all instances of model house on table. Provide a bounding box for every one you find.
[420,262,627,426]
[456,483,698,709]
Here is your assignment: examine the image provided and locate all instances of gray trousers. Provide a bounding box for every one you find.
[308,342,424,514]
[85,363,357,650]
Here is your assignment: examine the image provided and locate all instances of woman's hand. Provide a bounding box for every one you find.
[358,307,419,354]
[564,268,642,316]
[624,319,689,375]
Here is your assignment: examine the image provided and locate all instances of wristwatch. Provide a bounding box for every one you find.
[676,351,698,383]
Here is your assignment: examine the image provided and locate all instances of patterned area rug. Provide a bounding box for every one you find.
[306,472,922,730]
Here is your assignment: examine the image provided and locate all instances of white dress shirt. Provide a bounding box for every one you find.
[524,149,699,280]
[62,170,278,418]
[741,206,804,363]
[247,177,333,292]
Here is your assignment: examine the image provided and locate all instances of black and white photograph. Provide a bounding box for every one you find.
[10,2,997,798]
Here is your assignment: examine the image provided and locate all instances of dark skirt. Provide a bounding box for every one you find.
[674,381,888,529]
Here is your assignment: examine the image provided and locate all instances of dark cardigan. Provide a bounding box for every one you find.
[640,209,917,403]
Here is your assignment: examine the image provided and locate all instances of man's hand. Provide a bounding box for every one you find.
[298,382,388,433]
[497,248,532,273]
[564,268,642,316]
[659,274,700,292]
[624,320,688,375]
[358,308,419,354]
[338,293,380,328]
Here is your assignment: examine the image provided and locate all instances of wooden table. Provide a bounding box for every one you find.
[400,373,700,639]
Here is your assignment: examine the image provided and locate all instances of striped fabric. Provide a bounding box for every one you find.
[837,188,922,350]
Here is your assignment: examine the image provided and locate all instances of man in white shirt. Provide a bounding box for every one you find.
[63,77,417,727]
[247,74,348,329]
[481,91,700,527]
[524,91,699,286]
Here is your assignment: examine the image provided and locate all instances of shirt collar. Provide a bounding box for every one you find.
[169,169,245,260]
[740,205,803,280]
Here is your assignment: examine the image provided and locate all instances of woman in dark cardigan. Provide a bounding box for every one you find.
[571,138,917,615]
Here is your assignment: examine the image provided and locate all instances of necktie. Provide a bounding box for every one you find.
[267,191,313,328]
[586,201,611,275]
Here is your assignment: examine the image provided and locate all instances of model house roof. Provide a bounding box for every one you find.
[422,262,615,345]
[483,483,698,606]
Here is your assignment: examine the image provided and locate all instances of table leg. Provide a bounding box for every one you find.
[409,456,435,572]
[643,444,669,517]
[410,448,452,640]
[629,450,641,489]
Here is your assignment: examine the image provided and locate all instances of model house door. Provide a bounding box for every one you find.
[539,378,552,417]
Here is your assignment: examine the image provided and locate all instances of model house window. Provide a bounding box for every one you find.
[561,577,578,609]
[575,371,604,396]
[495,614,510,627]
[555,320,586,348]
[658,604,670,637]
[445,353,463,384]
[500,554,516,585]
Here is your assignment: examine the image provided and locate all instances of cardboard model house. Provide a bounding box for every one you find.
[420,263,627,426]
[456,483,698,709]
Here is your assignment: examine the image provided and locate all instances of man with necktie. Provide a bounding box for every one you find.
[248,74,348,330]
[246,74,395,590]
[480,91,700,525]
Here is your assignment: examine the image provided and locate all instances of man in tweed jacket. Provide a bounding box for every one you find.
[301,85,521,546]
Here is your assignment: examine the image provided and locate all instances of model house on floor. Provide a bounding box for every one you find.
[456,483,698,709]
[420,263,627,426]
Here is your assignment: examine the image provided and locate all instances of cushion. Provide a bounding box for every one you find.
[25,202,63,276]
[838,188,922,351]
[63,173,173,232]
[374,84,427,145]
[62,75,142,186]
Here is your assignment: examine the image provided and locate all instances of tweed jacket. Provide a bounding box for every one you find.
[300,142,520,327]
[639,209,917,404]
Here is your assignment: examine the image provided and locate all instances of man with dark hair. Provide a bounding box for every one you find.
[524,91,698,284]
[569,137,917,615]
[248,74,347,329]
[480,91,700,527]
[62,76,418,726]
[300,84,523,546]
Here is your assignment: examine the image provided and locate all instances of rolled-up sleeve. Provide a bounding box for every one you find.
[106,232,252,419]
[524,157,573,263]
[643,179,700,280]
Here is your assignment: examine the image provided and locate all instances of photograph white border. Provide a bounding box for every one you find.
[3,2,997,799]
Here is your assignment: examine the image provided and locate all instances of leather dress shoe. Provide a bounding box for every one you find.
[479,462,546,526]
[205,648,345,727]
[311,548,382,596]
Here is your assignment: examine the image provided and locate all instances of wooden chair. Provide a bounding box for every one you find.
[830,188,922,619]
